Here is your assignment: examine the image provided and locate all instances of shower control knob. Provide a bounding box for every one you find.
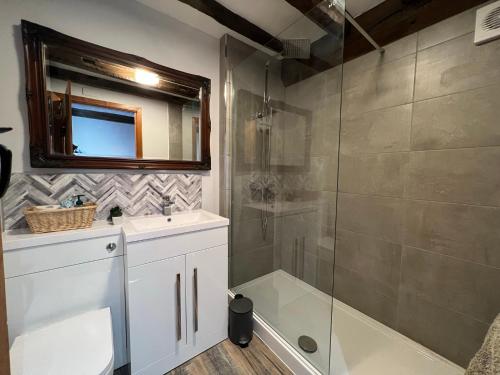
[106,243,117,252]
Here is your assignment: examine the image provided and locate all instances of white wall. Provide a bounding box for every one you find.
[0,0,220,213]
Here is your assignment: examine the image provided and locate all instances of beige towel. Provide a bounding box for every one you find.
[465,314,500,375]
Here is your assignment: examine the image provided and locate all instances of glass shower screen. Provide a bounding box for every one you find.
[222,1,345,373]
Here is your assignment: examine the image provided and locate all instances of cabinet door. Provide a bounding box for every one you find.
[128,255,186,375]
[185,245,228,355]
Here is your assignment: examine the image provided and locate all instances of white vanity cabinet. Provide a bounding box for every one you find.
[127,255,187,375]
[125,226,228,375]
[185,245,228,353]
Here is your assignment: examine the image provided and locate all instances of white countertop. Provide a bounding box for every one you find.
[122,210,229,243]
[3,220,122,251]
[2,210,229,250]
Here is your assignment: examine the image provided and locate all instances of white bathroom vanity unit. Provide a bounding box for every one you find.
[123,210,229,375]
[2,209,229,375]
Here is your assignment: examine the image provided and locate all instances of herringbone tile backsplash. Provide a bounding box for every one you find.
[3,173,202,230]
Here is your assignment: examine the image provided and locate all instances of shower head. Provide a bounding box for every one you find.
[280,38,311,59]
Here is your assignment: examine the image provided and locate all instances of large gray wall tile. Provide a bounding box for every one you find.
[340,104,412,154]
[417,8,476,51]
[412,84,500,150]
[407,147,500,206]
[405,200,500,268]
[415,33,500,101]
[339,152,409,197]
[231,217,275,254]
[335,229,401,298]
[285,66,342,110]
[333,265,398,328]
[230,247,275,287]
[342,55,416,116]
[343,34,417,78]
[337,193,404,243]
[401,246,500,324]
[310,105,340,158]
[307,156,338,192]
[397,291,490,367]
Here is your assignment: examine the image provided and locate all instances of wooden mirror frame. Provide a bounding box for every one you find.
[21,20,211,170]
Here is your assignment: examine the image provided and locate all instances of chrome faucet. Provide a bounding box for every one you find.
[162,195,175,216]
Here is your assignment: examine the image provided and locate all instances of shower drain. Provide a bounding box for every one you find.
[298,335,318,353]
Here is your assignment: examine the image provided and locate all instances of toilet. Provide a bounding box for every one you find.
[3,233,127,374]
[9,308,114,375]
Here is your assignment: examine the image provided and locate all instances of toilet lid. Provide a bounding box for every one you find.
[10,308,114,375]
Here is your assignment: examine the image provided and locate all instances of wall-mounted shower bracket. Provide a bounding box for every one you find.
[327,0,385,53]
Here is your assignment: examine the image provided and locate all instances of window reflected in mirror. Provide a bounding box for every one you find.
[71,101,140,159]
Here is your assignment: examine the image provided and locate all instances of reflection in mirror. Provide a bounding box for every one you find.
[43,43,202,162]
[237,89,311,172]
[70,100,141,159]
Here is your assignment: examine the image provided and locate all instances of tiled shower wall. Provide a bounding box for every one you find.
[276,68,341,295]
[3,173,202,230]
[221,36,286,287]
[335,6,500,366]
[221,34,341,290]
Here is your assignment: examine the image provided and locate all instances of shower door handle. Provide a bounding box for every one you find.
[176,273,182,341]
[193,267,199,332]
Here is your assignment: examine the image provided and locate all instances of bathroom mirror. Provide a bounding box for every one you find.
[22,20,211,170]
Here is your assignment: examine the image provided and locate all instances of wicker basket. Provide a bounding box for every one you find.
[24,203,97,234]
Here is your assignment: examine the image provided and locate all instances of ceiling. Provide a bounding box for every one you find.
[346,0,385,17]
[137,0,385,46]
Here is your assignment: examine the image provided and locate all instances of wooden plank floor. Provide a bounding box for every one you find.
[167,337,293,375]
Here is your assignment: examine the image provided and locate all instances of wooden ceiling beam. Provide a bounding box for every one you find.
[182,0,490,86]
[281,0,490,85]
[178,0,338,86]
[177,0,283,52]
[342,0,490,62]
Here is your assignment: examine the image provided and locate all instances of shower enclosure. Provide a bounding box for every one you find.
[220,1,488,374]
[221,1,344,373]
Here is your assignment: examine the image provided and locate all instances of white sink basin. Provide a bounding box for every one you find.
[129,211,211,231]
[123,210,229,242]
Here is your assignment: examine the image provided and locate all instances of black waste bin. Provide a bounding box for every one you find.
[229,294,253,347]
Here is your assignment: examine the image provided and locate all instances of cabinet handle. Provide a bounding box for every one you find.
[176,273,181,341]
[193,268,198,332]
[106,242,117,252]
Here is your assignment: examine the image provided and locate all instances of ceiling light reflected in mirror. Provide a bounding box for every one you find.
[134,68,160,86]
